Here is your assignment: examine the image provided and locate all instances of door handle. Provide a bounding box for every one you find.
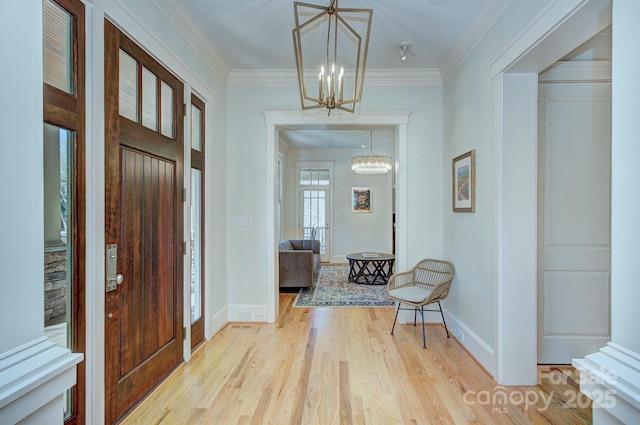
[106,244,122,292]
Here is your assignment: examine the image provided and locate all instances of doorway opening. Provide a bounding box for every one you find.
[264,111,410,322]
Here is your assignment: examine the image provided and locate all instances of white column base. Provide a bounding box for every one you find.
[573,342,640,425]
[0,338,83,424]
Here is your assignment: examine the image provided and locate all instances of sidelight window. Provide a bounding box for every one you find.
[190,95,206,349]
[42,0,85,422]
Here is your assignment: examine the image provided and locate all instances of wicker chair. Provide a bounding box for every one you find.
[387,259,455,348]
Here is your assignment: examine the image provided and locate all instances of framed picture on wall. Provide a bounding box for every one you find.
[452,149,475,212]
[352,187,372,212]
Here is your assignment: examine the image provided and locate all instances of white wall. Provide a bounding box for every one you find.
[0,4,84,423]
[443,0,612,379]
[280,150,393,262]
[443,0,555,375]
[227,83,444,316]
[0,0,44,355]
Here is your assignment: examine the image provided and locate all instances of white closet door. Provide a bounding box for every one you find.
[537,81,611,364]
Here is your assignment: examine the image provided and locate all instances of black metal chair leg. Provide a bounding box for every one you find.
[438,301,450,338]
[420,306,426,348]
[413,307,417,326]
[391,302,401,335]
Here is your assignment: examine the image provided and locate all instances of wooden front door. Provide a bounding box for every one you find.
[104,21,184,424]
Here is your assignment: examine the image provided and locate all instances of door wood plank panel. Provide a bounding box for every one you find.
[119,148,178,371]
[158,158,176,347]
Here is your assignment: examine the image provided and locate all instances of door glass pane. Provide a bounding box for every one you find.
[191,105,202,151]
[43,0,73,94]
[299,167,330,185]
[318,169,330,185]
[190,169,202,323]
[43,123,74,418]
[161,81,174,138]
[300,169,311,185]
[142,67,158,131]
[119,49,138,122]
[302,189,326,254]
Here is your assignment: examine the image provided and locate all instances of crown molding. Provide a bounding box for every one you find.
[152,0,230,82]
[486,0,611,77]
[440,0,512,83]
[539,60,611,83]
[365,69,443,86]
[228,68,442,87]
[227,70,297,87]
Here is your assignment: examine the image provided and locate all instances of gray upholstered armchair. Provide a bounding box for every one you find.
[278,239,320,288]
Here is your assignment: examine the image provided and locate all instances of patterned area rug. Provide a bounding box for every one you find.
[294,264,395,307]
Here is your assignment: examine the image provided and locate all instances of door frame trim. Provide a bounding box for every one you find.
[491,0,611,385]
[84,2,218,423]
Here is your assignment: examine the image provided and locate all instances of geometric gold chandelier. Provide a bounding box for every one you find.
[292,0,372,114]
[351,130,392,174]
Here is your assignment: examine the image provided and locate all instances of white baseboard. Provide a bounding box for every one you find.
[443,307,495,377]
[227,304,268,322]
[0,337,83,424]
[392,303,495,377]
[207,306,228,339]
[573,342,640,425]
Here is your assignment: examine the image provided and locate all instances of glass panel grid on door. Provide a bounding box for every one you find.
[299,167,331,261]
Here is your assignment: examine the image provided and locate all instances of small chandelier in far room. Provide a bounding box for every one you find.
[351,130,392,174]
[292,0,372,115]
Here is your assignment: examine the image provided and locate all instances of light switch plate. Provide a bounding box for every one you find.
[235,215,253,226]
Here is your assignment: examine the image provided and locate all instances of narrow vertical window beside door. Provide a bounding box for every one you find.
[190,169,202,324]
[42,0,86,422]
[43,123,74,418]
[190,96,206,349]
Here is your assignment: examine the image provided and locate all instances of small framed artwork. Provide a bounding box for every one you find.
[452,149,475,212]
[352,187,372,213]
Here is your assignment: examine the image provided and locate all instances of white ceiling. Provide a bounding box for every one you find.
[169,1,611,152]
[179,0,489,71]
[173,0,497,151]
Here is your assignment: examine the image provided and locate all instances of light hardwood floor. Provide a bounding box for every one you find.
[119,294,591,425]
